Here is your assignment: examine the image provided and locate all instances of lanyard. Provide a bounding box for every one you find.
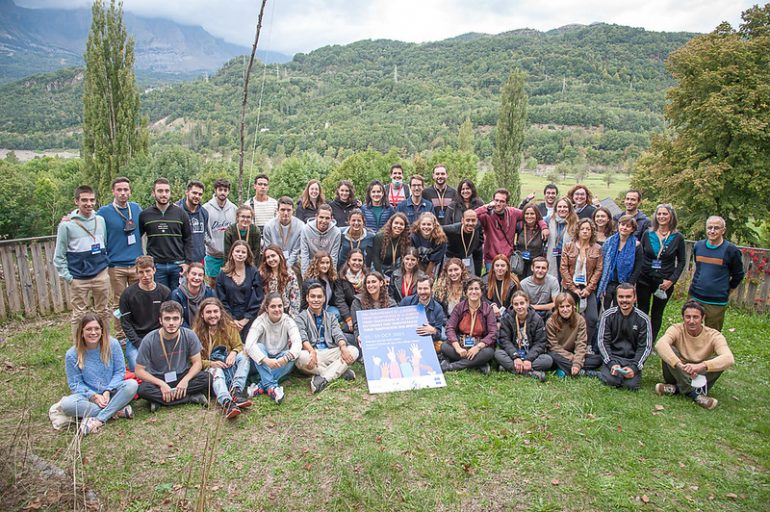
[436,187,446,213]
[112,202,132,221]
[655,231,671,259]
[494,280,505,305]
[160,331,182,372]
[73,218,98,242]
[494,210,510,234]
[516,316,527,348]
[460,228,475,258]
[237,225,251,244]
[348,230,364,251]
[402,273,413,298]
[522,225,537,250]
[389,239,399,265]
[279,223,292,247]
[467,307,479,338]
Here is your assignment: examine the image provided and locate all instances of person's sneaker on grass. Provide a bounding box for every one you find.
[267,386,285,404]
[189,393,209,408]
[480,363,491,376]
[79,417,103,436]
[578,369,600,378]
[230,387,253,408]
[311,375,329,394]
[341,369,356,381]
[555,368,567,378]
[222,399,241,420]
[149,401,161,413]
[693,394,718,410]
[529,370,547,382]
[440,359,451,372]
[113,405,134,420]
[655,383,677,396]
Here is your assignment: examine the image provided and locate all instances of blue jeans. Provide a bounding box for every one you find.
[252,343,295,390]
[327,305,341,322]
[61,379,138,423]
[211,353,251,404]
[125,341,139,372]
[155,262,182,290]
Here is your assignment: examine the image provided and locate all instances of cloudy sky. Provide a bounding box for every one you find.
[16,0,755,55]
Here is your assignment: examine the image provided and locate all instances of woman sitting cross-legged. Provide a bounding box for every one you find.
[244,293,302,405]
[62,313,137,435]
[544,292,602,377]
[192,297,253,419]
[495,291,550,382]
[440,277,497,374]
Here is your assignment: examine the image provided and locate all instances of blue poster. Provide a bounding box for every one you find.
[356,305,446,393]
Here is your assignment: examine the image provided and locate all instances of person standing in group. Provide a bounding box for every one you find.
[384,164,409,208]
[396,175,434,225]
[566,184,596,220]
[139,178,193,291]
[476,188,549,273]
[388,247,426,303]
[636,203,686,340]
[445,178,485,225]
[245,174,278,229]
[423,164,457,225]
[514,204,546,278]
[97,177,143,343]
[433,258,469,317]
[441,277,497,375]
[245,293,303,404]
[688,216,745,331]
[262,197,304,273]
[176,180,209,265]
[654,300,735,410]
[443,208,483,277]
[361,180,394,233]
[371,212,411,280]
[224,206,261,266]
[300,204,342,275]
[328,180,361,228]
[216,240,264,341]
[61,313,137,435]
[54,185,111,338]
[520,183,559,219]
[119,256,170,371]
[545,197,578,283]
[560,218,603,351]
[295,179,325,223]
[613,189,650,238]
[598,215,643,310]
[338,209,374,271]
[410,212,447,277]
[203,179,237,286]
[592,206,615,246]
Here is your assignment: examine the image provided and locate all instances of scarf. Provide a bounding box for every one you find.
[598,233,637,295]
[546,215,569,278]
[345,269,365,291]
[179,282,209,323]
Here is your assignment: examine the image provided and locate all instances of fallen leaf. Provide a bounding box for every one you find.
[375,435,382,444]
[617,424,623,432]
[146,416,157,423]
[304,462,312,470]
[641,495,650,504]
[551,479,560,486]
[586,413,596,420]
[554,402,561,409]
[678,462,686,469]
[523,439,531,445]
[210,485,221,491]
[689,485,699,491]
[728,328,735,332]
[462,463,473,474]
[393,463,403,472]
[167,442,174,448]
[654,405,665,411]
[725,493,738,499]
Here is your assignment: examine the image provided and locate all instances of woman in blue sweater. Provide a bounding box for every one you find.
[62,313,137,435]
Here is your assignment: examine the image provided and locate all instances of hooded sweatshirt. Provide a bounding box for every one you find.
[203,196,237,259]
[176,198,209,263]
[300,218,342,275]
[54,209,109,281]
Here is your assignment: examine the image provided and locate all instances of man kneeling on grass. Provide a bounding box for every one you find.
[192,297,253,419]
[596,283,652,391]
[135,301,211,412]
[654,300,734,410]
[295,282,359,393]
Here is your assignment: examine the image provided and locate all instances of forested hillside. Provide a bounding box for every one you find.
[0,23,693,168]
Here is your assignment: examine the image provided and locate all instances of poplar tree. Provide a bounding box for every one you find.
[493,71,527,204]
[82,0,147,200]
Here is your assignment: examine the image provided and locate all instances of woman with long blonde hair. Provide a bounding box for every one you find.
[410,212,448,277]
[433,257,469,316]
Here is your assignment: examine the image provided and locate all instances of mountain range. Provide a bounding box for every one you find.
[0,0,291,84]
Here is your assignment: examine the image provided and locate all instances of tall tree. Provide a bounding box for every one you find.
[457,116,474,153]
[493,71,527,204]
[632,4,770,241]
[82,0,147,200]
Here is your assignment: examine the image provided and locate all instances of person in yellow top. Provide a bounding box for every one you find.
[654,300,735,410]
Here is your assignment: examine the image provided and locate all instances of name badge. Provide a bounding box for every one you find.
[164,371,177,383]
[463,336,475,348]
[521,251,531,260]
[316,342,328,351]
[651,259,662,270]
[574,275,587,285]
[462,257,472,268]
[437,209,445,219]
[90,243,102,255]
[552,248,562,256]
[127,234,136,245]
[517,348,526,359]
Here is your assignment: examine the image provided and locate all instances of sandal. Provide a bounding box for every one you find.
[79,417,102,436]
[113,405,134,420]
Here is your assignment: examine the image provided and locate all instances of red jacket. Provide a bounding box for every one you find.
[475,206,547,263]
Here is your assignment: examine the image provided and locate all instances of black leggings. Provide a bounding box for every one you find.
[636,281,672,340]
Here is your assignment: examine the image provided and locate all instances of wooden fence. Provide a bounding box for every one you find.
[0,236,767,321]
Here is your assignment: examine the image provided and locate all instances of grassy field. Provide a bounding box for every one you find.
[518,169,632,205]
[0,303,768,511]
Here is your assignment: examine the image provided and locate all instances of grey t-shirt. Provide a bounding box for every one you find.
[136,327,202,378]
[520,275,560,305]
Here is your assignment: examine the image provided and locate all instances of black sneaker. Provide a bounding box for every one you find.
[189,393,209,408]
[440,359,451,372]
[480,363,491,376]
[222,399,241,420]
[311,375,329,394]
[231,387,253,408]
[529,370,547,382]
[342,369,356,381]
[149,401,161,413]
[579,369,601,378]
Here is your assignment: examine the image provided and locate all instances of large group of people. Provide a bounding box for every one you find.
[54,165,746,434]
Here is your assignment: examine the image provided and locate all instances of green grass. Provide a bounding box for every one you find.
[519,169,632,204]
[0,305,768,511]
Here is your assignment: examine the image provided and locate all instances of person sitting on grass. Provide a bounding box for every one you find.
[441,277,496,375]
[192,297,253,419]
[388,246,426,303]
[544,293,602,378]
[295,282,359,394]
[135,301,211,412]
[62,313,137,435]
[596,283,652,391]
[654,300,735,410]
[170,262,215,328]
[495,291,550,382]
[400,275,447,355]
[482,254,520,321]
[350,271,398,346]
[244,293,302,405]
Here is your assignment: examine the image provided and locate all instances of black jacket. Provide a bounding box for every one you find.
[637,231,686,287]
[334,278,358,321]
[498,308,547,362]
[139,204,194,264]
[596,306,653,372]
[443,222,483,276]
[328,199,361,227]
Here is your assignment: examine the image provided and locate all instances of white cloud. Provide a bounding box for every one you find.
[15,0,755,54]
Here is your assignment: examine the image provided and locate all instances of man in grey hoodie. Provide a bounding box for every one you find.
[203,179,237,286]
[300,204,342,275]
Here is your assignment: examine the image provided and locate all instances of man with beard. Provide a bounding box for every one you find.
[423,164,457,226]
[203,179,237,286]
[176,180,209,265]
[442,209,483,277]
[170,262,215,327]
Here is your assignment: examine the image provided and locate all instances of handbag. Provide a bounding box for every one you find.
[509,231,525,275]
